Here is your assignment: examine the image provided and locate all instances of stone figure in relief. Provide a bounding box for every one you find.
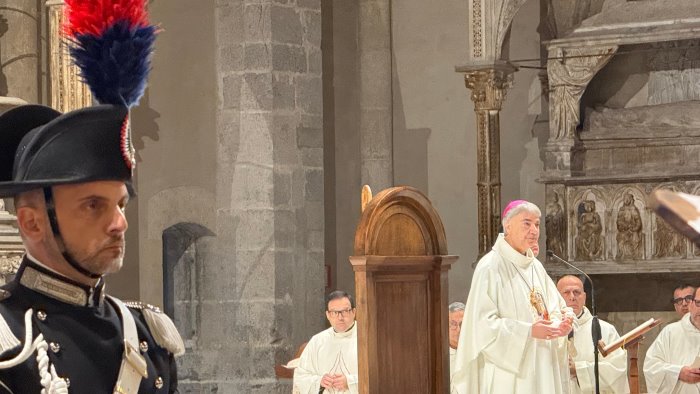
[545,192,566,258]
[575,200,604,261]
[616,193,643,260]
[653,214,685,258]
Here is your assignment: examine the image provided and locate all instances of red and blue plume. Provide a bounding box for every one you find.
[63,0,157,107]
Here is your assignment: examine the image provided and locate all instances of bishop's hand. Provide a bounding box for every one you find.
[554,317,573,338]
[531,319,558,340]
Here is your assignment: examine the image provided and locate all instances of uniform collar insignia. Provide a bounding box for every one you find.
[16,258,105,307]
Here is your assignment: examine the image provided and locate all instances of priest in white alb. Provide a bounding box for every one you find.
[644,286,700,394]
[449,302,466,381]
[293,290,358,394]
[557,275,629,393]
[451,200,575,394]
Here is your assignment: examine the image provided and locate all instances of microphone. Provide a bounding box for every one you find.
[546,250,595,316]
[547,250,602,394]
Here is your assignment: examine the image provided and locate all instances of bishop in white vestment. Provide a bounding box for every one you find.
[557,275,628,394]
[452,200,574,394]
[644,286,700,394]
[294,291,358,394]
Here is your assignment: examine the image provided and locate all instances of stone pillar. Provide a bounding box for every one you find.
[175,1,325,391]
[46,1,93,112]
[359,0,392,191]
[0,0,40,102]
[456,62,516,258]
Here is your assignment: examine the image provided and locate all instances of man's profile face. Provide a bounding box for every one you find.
[673,286,695,317]
[504,211,540,254]
[326,297,355,333]
[557,276,586,316]
[689,288,700,328]
[448,310,464,349]
[53,180,129,276]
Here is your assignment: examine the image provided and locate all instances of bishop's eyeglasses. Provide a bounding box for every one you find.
[672,295,694,305]
[328,308,354,317]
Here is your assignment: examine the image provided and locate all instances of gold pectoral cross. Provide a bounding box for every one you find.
[529,288,549,320]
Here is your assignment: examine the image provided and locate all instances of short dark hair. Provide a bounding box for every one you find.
[674,284,695,293]
[326,290,355,310]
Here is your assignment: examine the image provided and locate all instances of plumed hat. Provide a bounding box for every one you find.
[0,0,156,198]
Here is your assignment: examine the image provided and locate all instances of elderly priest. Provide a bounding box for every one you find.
[452,200,574,394]
[557,275,628,394]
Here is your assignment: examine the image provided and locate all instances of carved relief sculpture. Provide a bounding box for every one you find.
[545,191,566,257]
[653,214,685,258]
[547,46,617,142]
[575,200,604,261]
[616,193,643,260]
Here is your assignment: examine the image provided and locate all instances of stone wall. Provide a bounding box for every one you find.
[168,0,326,392]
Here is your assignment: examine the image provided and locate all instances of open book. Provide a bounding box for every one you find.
[597,318,661,357]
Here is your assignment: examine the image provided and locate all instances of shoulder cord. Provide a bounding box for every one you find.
[0,310,43,370]
[36,339,67,394]
[0,309,66,393]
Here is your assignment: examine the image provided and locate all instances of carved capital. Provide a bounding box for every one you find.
[547,46,617,141]
[0,255,21,276]
[463,67,515,111]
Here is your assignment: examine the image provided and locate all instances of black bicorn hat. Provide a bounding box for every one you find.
[0,104,133,198]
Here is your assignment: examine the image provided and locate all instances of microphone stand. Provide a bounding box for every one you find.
[547,251,601,394]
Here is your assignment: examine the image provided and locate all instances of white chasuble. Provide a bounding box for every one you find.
[293,323,358,394]
[570,308,629,394]
[644,314,700,394]
[451,234,572,394]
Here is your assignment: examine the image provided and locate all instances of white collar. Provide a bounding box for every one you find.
[681,312,700,333]
[494,233,535,269]
[576,307,592,325]
[332,321,357,338]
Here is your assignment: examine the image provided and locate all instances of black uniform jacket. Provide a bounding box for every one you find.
[0,258,178,393]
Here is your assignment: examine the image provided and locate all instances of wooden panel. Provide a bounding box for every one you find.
[374,212,427,255]
[351,186,457,394]
[354,187,448,256]
[376,279,431,393]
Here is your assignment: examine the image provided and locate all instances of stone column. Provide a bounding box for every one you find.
[175,1,325,392]
[359,0,393,190]
[0,0,40,102]
[456,62,516,258]
[46,1,92,112]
